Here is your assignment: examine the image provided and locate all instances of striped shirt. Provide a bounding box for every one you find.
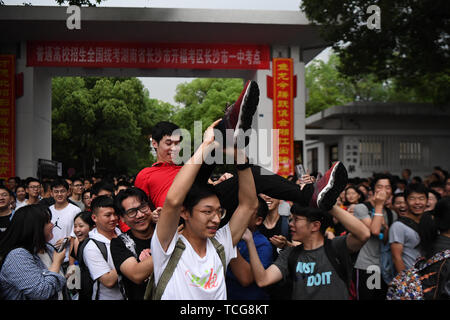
[0,247,66,300]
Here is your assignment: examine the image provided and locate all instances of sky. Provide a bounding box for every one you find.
[4,0,331,105]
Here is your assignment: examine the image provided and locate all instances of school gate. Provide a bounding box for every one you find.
[0,5,328,179]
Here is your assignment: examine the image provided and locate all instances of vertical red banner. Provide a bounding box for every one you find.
[272,58,294,177]
[0,55,15,180]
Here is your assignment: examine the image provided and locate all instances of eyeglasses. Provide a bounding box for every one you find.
[199,208,227,220]
[28,185,41,189]
[125,202,151,218]
[52,189,67,195]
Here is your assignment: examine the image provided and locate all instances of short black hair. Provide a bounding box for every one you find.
[115,187,153,216]
[392,192,405,203]
[370,173,395,191]
[91,181,114,196]
[91,195,117,215]
[51,178,69,191]
[290,203,333,235]
[151,121,180,144]
[183,183,219,215]
[256,196,269,220]
[404,183,428,200]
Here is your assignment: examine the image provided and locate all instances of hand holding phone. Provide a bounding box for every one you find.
[57,237,69,253]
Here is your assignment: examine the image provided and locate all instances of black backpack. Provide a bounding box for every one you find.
[77,238,108,300]
[287,238,351,297]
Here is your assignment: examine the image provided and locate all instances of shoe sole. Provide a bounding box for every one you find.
[233,81,259,141]
[317,162,347,210]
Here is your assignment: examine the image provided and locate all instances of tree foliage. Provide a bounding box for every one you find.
[55,0,103,6]
[301,0,450,105]
[305,53,430,117]
[52,77,174,177]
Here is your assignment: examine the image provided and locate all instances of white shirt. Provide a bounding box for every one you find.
[151,223,236,300]
[83,227,124,300]
[49,203,80,262]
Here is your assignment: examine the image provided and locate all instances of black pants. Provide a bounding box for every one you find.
[194,163,314,226]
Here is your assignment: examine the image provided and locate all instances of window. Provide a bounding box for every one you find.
[307,148,318,174]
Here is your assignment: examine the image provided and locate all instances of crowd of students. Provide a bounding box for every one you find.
[0,80,448,300]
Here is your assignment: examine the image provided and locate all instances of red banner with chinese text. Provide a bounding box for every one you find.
[27,41,270,70]
[0,55,15,180]
[272,58,294,177]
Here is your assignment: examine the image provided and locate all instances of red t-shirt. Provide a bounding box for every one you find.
[134,162,182,209]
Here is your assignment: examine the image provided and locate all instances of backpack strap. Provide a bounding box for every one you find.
[210,237,226,277]
[146,238,186,300]
[397,217,419,234]
[78,238,108,300]
[323,238,350,290]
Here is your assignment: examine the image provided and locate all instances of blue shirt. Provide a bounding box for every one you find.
[0,247,66,300]
[226,230,273,300]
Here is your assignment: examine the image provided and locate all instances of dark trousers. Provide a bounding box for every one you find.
[194,163,314,225]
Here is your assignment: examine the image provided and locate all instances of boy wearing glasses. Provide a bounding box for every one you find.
[150,120,259,300]
[110,187,158,300]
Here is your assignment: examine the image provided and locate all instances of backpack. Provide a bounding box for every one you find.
[362,201,396,284]
[287,238,352,296]
[387,249,450,300]
[144,237,226,300]
[77,238,108,300]
[280,215,289,238]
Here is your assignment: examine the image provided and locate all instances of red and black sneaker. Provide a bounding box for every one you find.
[221,80,259,146]
[310,161,348,211]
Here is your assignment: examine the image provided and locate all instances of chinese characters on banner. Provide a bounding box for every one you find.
[27,41,270,70]
[0,55,15,180]
[273,58,294,177]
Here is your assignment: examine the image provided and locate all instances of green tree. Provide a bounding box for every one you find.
[301,0,450,105]
[305,53,429,116]
[52,77,174,177]
[55,0,103,6]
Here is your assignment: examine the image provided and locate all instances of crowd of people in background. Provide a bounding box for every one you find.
[0,80,448,301]
[0,164,448,301]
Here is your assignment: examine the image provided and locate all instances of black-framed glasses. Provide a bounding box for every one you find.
[125,202,151,218]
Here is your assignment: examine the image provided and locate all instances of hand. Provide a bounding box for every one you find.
[213,173,234,185]
[139,248,152,261]
[203,119,221,146]
[65,264,77,279]
[177,224,184,234]
[347,204,356,215]
[151,207,162,223]
[269,235,287,249]
[241,228,253,243]
[52,247,66,265]
[373,189,387,207]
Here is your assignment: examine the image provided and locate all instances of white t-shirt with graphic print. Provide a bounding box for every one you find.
[151,223,236,300]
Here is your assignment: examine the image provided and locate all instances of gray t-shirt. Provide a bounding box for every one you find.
[273,236,350,300]
[389,220,421,269]
[353,203,398,270]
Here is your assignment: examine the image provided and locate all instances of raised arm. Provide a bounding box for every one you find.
[329,205,371,253]
[228,149,259,246]
[157,120,220,251]
[242,229,283,287]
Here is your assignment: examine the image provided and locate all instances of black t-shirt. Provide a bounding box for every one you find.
[258,215,291,260]
[0,214,12,240]
[110,230,151,300]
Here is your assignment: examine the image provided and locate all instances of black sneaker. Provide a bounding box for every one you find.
[221,80,259,146]
[310,161,348,211]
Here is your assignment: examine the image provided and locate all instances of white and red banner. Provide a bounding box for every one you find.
[27,41,270,70]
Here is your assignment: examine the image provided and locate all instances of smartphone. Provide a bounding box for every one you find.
[295,164,306,178]
[57,237,69,253]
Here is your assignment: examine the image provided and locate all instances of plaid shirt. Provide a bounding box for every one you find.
[0,247,66,300]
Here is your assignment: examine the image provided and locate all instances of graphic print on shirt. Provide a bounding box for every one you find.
[296,261,333,287]
[185,268,220,290]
